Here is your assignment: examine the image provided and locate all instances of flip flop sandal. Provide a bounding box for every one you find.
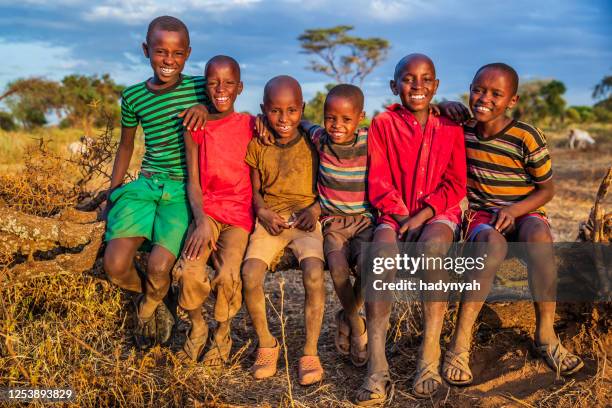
[298,355,325,386]
[334,309,351,356]
[350,317,368,367]
[412,360,443,399]
[535,341,584,376]
[178,327,209,362]
[354,371,394,407]
[133,294,156,350]
[442,349,473,386]
[202,334,233,366]
[251,339,280,379]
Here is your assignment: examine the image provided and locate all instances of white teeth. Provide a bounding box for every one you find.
[476,106,491,112]
[160,67,175,74]
[410,95,425,100]
[215,97,229,102]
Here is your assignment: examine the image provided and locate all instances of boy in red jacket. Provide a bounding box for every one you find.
[355,53,466,405]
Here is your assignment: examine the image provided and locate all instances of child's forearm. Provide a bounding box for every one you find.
[505,180,555,217]
[249,166,267,213]
[183,131,207,225]
[109,126,137,190]
[300,119,314,132]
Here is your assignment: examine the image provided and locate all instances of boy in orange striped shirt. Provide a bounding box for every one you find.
[440,63,583,386]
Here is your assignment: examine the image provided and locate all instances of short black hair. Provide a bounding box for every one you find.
[146,16,190,45]
[394,53,436,81]
[326,84,364,112]
[473,63,519,94]
[263,75,302,104]
[205,55,241,79]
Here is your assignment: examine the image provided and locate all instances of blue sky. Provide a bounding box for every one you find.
[0,0,610,115]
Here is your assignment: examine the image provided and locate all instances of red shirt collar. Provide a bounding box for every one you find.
[386,103,440,129]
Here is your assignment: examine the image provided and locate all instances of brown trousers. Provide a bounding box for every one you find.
[173,216,249,322]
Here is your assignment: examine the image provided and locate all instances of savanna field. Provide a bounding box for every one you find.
[0,123,610,407]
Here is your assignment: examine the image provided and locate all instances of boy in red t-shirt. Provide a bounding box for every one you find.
[175,55,254,365]
[356,54,467,405]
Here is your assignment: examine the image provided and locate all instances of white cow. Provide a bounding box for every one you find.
[568,128,595,150]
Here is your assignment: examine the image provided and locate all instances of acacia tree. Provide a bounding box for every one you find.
[298,25,390,86]
[0,78,61,129]
[593,74,612,101]
[60,74,124,135]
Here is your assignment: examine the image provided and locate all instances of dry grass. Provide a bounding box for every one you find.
[0,124,610,407]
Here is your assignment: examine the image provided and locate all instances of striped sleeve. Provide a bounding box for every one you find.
[523,126,553,183]
[307,124,325,148]
[120,93,138,127]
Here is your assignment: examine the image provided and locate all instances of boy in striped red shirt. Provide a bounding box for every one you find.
[302,84,373,368]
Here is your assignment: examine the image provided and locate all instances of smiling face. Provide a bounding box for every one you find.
[323,96,365,144]
[261,77,304,142]
[469,67,519,124]
[205,58,243,117]
[143,29,191,87]
[390,55,439,114]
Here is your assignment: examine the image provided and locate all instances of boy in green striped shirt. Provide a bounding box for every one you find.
[103,16,209,349]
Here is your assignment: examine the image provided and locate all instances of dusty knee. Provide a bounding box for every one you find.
[103,254,131,283]
[147,259,174,279]
[525,226,553,243]
[303,270,325,292]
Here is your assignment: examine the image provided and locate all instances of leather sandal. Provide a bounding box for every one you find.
[442,349,473,386]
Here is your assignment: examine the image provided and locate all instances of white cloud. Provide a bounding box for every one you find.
[0,39,86,87]
[83,0,261,24]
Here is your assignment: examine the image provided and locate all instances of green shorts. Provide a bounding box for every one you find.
[105,174,192,258]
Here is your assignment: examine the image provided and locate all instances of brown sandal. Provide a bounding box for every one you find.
[334,310,351,356]
[298,355,324,386]
[354,371,394,406]
[178,326,209,362]
[350,317,368,367]
[412,360,442,399]
[251,339,280,379]
[442,350,473,386]
[202,334,233,366]
[535,341,584,376]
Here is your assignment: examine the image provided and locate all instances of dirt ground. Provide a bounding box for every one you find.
[135,139,611,407]
[1,128,610,407]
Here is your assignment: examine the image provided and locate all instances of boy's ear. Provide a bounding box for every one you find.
[359,111,366,121]
[301,102,306,114]
[260,103,266,115]
[389,80,398,95]
[237,81,244,95]
[508,94,519,109]
[185,46,192,60]
[142,42,150,58]
[432,79,440,95]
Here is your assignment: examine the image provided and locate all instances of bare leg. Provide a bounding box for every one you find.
[139,245,176,318]
[103,237,146,293]
[301,257,326,356]
[519,218,580,371]
[328,251,365,335]
[242,259,276,348]
[445,228,507,382]
[365,227,397,375]
[414,223,453,396]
